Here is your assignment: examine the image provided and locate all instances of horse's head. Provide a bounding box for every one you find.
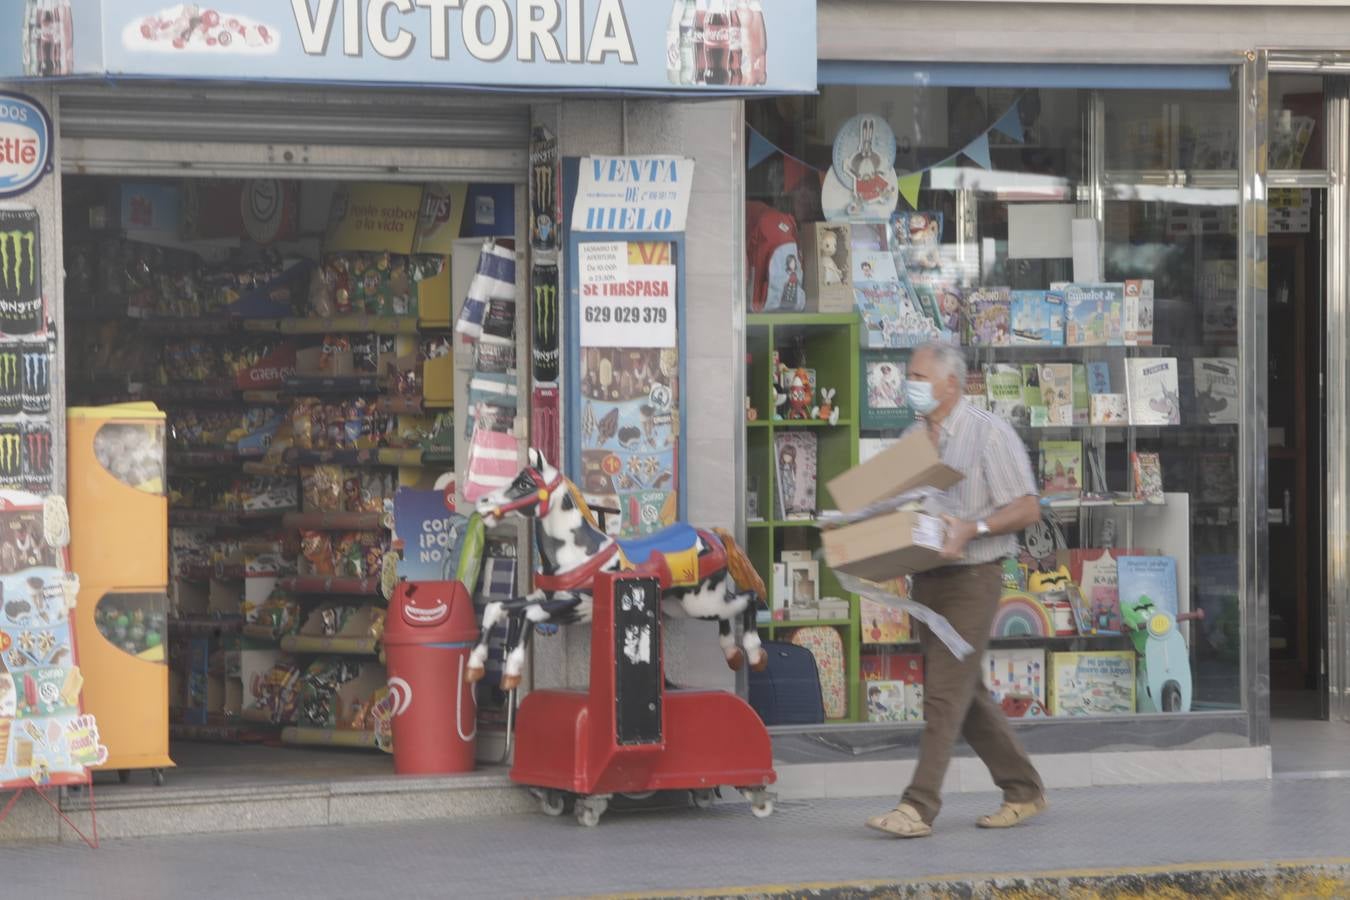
[477,449,565,527]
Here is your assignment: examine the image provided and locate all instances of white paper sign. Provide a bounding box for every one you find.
[580,262,677,348]
[578,242,627,286]
[1072,217,1103,282]
[572,156,695,233]
[1008,203,1074,259]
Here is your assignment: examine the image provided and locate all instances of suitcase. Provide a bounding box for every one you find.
[790,626,848,719]
[748,641,826,726]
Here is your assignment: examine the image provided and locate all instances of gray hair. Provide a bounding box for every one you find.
[915,340,967,386]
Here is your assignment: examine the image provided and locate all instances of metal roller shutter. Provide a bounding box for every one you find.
[58,84,530,182]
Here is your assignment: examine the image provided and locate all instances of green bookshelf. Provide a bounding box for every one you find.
[744,312,863,721]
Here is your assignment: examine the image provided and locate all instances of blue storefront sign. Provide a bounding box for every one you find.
[1,0,815,94]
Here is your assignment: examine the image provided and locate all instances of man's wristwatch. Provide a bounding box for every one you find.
[975,519,991,537]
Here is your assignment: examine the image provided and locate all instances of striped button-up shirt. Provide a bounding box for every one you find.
[902,399,1040,564]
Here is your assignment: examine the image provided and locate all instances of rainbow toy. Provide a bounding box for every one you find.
[991,592,1055,638]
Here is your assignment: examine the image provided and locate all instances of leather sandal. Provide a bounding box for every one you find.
[977,795,1048,829]
[865,802,932,838]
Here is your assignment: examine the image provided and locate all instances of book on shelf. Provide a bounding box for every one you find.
[1048,651,1136,716]
[861,353,916,430]
[1038,363,1075,426]
[1058,547,1152,635]
[1086,361,1111,395]
[1199,260,1239,345]
[1010,290,1065,346]
[1195,451,1239,505]
[1072,363,1090,426]
[863,652,924,722]
[1090,393,1128,426]
[984,363,1027,426]
[774,432,818,520]
[964,369,990,411]
[984,649,1046,716]
[1123,279,1155,346]
[965,287,1012,346]
[1117,554,1180,619]
[1125,357,1181,425]
[1021,364,1043,425]
[1063,283,1124,346]
[1040,440,1083,500]
[1131,450,1164,503]
[1192,357,1239,425]
[861,595,912,644]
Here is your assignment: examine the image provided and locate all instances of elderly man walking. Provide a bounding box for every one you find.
[866,341,1048,839]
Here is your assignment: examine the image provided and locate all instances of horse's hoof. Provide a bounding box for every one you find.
[465,665,486,684]
[725,648,746,671]
[502,674,522,691]
[749,650,768,672]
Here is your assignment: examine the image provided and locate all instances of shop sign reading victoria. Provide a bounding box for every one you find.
[0,92,51,199]
[0,0,815,93]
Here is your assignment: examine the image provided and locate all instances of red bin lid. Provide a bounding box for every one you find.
[383,580,478,645]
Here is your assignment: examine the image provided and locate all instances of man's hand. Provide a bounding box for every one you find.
[940,515,977,561]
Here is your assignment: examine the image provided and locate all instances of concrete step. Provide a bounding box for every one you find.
[0,769,535,843]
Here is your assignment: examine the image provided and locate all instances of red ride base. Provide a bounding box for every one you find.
[510,572,776,826]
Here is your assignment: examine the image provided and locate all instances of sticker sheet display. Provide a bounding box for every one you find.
[577,242,680,537]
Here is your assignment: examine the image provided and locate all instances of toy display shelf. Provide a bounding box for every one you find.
[278,634,380,656]
[278,575,383,596]
[282,447,430,468]
[283,511,385,531]
[375,395,452,415]
[744,312,863,722]
[281,375,384,395]
[168,447,266,467]
[169,507,296,527]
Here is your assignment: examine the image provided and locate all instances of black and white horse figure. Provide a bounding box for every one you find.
[466,450,767,690]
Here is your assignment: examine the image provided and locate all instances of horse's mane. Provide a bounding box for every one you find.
[565,479,601,529]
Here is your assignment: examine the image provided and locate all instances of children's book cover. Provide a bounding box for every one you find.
[985,363,1027,426]
[964,369,990,411]
[965,287,1012,346]
[1091,393,1128,426]
[1087,361,1111,395]
[1063,283,1125,346]
[1040,440,1083,499]
[863,652,924,722]
[1123,278,1155,346]
[1117,554,1180,618]
[861,596,912,644]
[1048,651,1136,716]
[891,211,943,272]
[984,649,1046,711]
[1059,547,1152,635]
[1192,357,1239,425]
[1010,290,1065,345]
[1038,364,1075,426]
[861,352,914,430]
[1131,450,1164,503]
[1126,358,1181,425]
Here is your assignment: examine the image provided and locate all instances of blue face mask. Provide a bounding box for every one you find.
[905,379,940,415]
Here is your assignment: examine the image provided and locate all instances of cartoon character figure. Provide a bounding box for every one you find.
[847,118,890,203]
[786,368,813,420]
[780,255,801,310]
[819,229,846,285]
[778,443,798,510]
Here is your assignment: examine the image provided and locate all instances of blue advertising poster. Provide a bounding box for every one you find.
[0,0,817,94]
[392,486,467,583]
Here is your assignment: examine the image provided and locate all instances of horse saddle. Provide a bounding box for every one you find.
[616,523,716,590]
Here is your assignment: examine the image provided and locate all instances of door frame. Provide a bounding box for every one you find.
[1268,52,1349,723]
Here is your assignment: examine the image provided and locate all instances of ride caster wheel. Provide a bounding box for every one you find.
[740,787,776,818]
[534,789,566,817]
[690,789,716,810]
[574,795,609,828]
[151,769,166,787]
[117,769,130,784]
[751,798,775,819]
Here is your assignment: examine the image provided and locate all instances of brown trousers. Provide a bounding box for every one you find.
[901,562,1044,824]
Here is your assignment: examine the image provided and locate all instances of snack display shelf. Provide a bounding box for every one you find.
[174,561,249,581]
[279,576,382,596]
[280,726,378,748]
[283,511,385,531]
[168,615,245,636]
[240,390,284,405]
[168,448,266,467]
[239,707,288,726]
[374,395,451,415]
[146,381,241,402]
[169,507,298,527]
[282,375,383,395]
[421,448,454,467]
[282,447,431,468]
[170,722,260,743]
[242,315,420,336]
[278,635,380,656]
[139,317,235,336]
[240,624,287,643]
[240,460,297,477]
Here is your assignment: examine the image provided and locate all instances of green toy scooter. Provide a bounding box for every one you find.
[1119,595,1205,713]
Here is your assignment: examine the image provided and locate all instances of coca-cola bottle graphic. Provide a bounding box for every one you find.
[23,0,74,77]
[727,0,745,86]
[665,0,686,85]
[702,0,732,86]
[693,0,710,86]
[744,0,767,86]
[677,0,699,86]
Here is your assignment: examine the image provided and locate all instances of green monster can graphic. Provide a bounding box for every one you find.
[0,209,42,337]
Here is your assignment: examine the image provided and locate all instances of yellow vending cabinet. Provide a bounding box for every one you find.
[68,403,174,782]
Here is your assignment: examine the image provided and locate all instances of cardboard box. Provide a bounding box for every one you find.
[821,509,947,580]
[799,222,855,313]
[825,428,962,515]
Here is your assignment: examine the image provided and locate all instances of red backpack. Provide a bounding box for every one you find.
[746,202,804,312]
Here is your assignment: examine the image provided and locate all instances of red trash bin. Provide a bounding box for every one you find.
[383,580,479,774]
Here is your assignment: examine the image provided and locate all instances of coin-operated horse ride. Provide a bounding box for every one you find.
[467,451,777,826]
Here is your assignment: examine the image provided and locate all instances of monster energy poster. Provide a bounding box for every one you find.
[0,209,43,337]
[577,242,680,538]
[533,264,560,384]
